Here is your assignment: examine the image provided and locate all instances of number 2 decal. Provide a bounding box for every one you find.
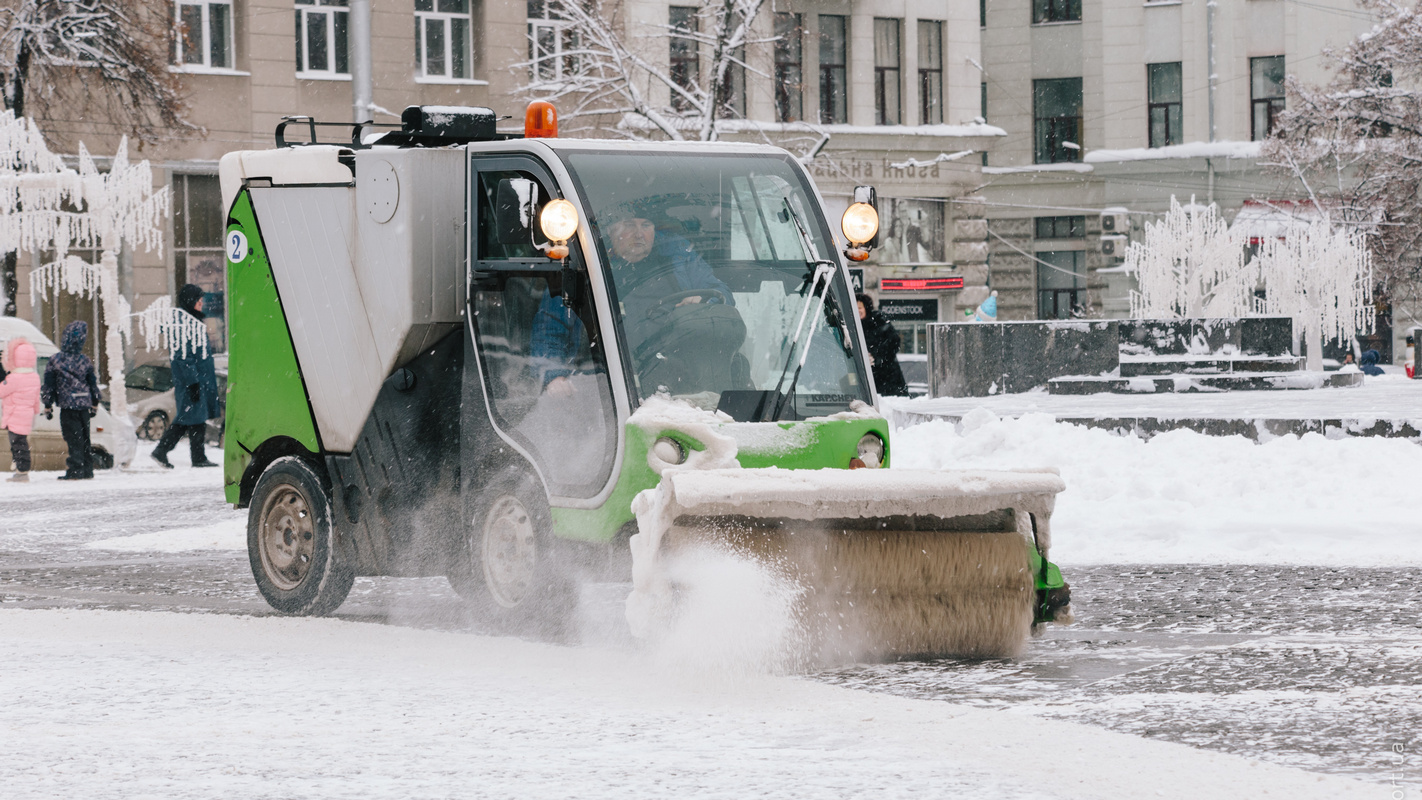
[227,230,249,264]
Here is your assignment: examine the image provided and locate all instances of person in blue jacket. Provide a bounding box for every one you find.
[1359,348,1386,376]
[40,321,102,479]
[151,284,221,468]
[533,199,742,397]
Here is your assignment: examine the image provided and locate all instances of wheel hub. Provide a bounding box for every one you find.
[258,487,316,591]
[481,495,537,608]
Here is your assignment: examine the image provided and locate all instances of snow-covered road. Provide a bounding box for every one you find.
[2,433,1419,797]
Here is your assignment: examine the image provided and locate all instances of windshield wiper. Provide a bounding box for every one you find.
[764,197,839,422]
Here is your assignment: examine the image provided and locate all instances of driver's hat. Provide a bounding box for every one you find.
[599,197,659,226]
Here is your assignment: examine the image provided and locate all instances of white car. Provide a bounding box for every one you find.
[0,316,137,471]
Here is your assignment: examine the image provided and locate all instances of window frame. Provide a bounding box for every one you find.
[416,0,477,83]
[1033,77,1083,164]
[1034,215,1086,240]
[528,0,578,84]
[1033,0,1082,24]
[295,0,350,80]
[818,14,847,125]
[773,12,803,123]
[171,0,235,72]
[917,20,943,126]
[173,172,229,354]
[1250,55,1286,141]
[873,18,901,126]
[1147,61,1183,148]
[1035,249,1087,320]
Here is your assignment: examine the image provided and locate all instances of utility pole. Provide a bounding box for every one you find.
[351,0,373,124]
[1206,0,1217,202]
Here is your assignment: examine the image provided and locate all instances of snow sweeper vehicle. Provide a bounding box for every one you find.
[219,104,1071,660]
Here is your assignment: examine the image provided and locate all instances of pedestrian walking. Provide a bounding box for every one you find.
[0,337,43,482]
[41,321,102,480]
[151,285,220,469]
[856,293,909,397]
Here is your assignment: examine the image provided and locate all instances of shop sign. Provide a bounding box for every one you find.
[847,268,864,293]
[879,298,938,321]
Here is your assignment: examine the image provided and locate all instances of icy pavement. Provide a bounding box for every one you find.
[1,441,1419,796]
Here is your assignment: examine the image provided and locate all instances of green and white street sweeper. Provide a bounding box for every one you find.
[219,104,1071,660]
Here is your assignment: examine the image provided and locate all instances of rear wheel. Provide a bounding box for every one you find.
[247,456,354,615]
[448,470,575,636]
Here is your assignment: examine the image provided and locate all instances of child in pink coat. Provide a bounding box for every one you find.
[0,337,42,482]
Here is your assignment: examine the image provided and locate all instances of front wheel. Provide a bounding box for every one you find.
[247,456,354,615]
[448,470,575,637]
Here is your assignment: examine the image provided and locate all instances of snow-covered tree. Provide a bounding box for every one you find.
[1125,197,1252,319]
[1263,0,1422,319]
[6,110,171,417]
[1254,220,1373,372]
[518,0,771,141]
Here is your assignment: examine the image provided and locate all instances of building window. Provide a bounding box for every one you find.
[818,15,847,124]
[1033,77,1083,163]
[416,0,473,80]
[1033,0,1081,24]
[528,0,577,82]
[1148,62,1182,148]
[981,0,987,27]
[917,20,943,125]
[295,0,348,76]
[1251,55,1285,141]
[1035,215,1085,239]
[669,6,698,112]
[773,12,803,123]
[173,0,233,70]
[1036,250,1086,319]
[873,19,901,125]
[173,174,228,353]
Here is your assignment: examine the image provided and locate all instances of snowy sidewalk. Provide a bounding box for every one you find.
[0,609,1383,800]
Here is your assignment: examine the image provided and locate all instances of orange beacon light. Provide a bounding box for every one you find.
[525,101,558,139]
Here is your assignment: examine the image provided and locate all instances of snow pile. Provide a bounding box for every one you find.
[85,519,245,553]
[627,393,739,476]
[1085,140,1262,163]
[893,409,1422,566]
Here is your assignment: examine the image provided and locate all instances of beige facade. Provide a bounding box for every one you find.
[977,0,1377,323]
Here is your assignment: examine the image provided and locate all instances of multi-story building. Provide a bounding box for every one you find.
[977,0,1378,329]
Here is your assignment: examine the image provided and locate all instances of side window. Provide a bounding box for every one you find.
[469,164,618,498]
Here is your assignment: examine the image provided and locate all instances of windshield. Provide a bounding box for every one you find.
[562,151,869,419]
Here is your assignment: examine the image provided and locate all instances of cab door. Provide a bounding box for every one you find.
[464,155,620,503]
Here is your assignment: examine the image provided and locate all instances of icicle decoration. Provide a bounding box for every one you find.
[76,139,170,255]
[1126,196,1252,319]
[1254,220,1373,371]
[132,296,209,359]
[28,254,102,302]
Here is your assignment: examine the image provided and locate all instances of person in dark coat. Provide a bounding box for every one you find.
[41,320,102,480]
[152,285,221,468]
[856,293,909,397]
[1359,349,1386,376]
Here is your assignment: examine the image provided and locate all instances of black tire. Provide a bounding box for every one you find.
[139,411,169,441]
[91,448,114,470]
[247,456,354,615]
[448,470,575,637]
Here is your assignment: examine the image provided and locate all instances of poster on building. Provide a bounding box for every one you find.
[871,198,946,265]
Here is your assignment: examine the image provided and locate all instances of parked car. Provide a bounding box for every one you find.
[126,357,227,445]
[897,353,929,397]
[0,316,136,471]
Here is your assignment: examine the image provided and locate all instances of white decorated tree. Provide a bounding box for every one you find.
[1125,196,1253,319]
[1254,220,1373,372]
[4,110,171,418]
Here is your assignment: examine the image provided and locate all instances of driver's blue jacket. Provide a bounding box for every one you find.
[530,232,733,385]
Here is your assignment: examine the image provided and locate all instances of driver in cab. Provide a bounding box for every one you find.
[536,199,743,397]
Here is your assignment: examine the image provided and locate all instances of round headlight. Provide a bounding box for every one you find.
[856,432,885,469]
[841,202,879,246]
[539,198,579,243]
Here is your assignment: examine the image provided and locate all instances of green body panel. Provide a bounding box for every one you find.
[550,417,891,542]
[222,190,322,504]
